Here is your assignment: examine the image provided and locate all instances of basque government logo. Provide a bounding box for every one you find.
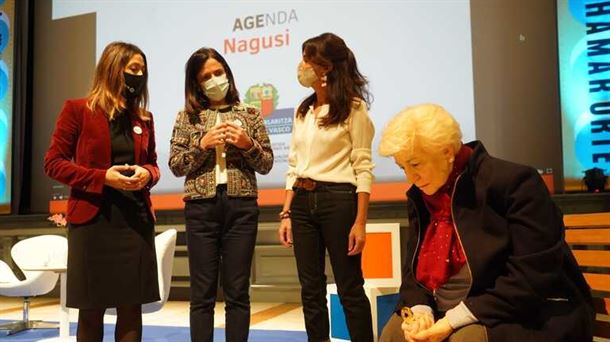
[244,83,293,135]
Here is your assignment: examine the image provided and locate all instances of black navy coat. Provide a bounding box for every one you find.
[398,141,594,342]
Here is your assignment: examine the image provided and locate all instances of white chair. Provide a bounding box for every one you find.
[144,228,177,313]
[0,235,67,335]
[107,228,177,315]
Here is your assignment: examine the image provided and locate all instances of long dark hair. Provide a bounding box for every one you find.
[87,41,149,120]
[297,33,371,127]
[184,47,240,115]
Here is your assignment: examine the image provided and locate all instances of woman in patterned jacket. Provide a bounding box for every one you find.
[169,47,273,342]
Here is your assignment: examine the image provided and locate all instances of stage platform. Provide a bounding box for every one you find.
[0,193,608,302]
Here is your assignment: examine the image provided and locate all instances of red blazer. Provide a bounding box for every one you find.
[44,98,160,224]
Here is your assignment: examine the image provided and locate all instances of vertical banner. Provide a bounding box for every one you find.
[0,0,13,213]
[558,0,610,191]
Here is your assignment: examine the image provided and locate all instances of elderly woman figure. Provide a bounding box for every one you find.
[377,104,593,342]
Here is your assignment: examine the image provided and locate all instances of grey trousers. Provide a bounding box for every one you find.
[379,313,488,342]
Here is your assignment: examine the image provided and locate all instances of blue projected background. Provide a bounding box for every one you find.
[0,0,12,213]
[558,0,610,190]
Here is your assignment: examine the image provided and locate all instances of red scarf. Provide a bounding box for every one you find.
[415,145,473,291]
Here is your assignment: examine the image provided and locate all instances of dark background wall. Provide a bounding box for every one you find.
[28,0,563,213]
[470,0,562,192]
[30,1,95,213]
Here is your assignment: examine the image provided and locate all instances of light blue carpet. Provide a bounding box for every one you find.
[0,321,308,341]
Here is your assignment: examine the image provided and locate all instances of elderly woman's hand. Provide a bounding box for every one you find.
[409,317,453,342]
[402,311,434,342]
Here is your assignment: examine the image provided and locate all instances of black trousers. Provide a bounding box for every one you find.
[291,183,374,342]
[185,186,259,342]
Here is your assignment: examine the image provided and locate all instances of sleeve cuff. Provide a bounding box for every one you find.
[242,139,261,158]
[356,183,372,194]
[286,174,297,190]
[191,144,209,161]
[411,305,434,317]
[88,169,107,194]
[191,133,215,158]
[445,301,478,329]
[355,173,373,193]
[142,164,159,189]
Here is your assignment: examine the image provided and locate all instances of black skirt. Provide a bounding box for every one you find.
[66,187,160,309]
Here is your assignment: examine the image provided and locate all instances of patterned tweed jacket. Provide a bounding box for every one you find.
[169,104,273,200]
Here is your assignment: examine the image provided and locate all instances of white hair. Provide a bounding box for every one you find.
[379,103,463,158]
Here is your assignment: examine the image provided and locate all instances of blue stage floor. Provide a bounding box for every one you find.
[0,322,308,341]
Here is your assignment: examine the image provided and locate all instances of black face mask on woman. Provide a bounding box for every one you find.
[123,72,145,99]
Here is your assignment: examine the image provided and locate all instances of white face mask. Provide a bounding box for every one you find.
[201,74,230,102]
[297,63,318,88]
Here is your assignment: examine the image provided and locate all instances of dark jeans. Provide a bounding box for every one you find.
[291,183,374,342]
[185,185,259,342]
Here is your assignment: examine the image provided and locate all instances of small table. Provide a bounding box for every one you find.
[20,265,74,341]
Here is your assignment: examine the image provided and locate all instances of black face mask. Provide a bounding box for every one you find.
[123,72,145,99]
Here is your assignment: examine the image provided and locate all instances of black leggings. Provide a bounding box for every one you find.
[77,305,142,342]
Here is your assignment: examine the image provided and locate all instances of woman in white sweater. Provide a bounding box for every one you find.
[278,32,375,342]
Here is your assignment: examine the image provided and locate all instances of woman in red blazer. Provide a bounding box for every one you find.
[44,41,160,342]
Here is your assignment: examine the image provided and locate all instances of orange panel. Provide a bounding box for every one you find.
[255,182,408,206]
[48,181,411,212]
[149,188,289,209]
[541,174,554,194]
[572,250,610,268]
[370,182,409,202]
[584,273,610,292]
[151,193,184,210]
[564,212,610,228]
[49,200,68,213]
[362,232,393,279]
[565,229,610,245]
